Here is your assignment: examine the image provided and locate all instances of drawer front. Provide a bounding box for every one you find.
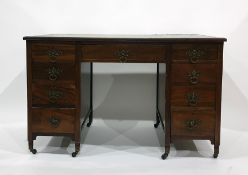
[81,44,165,62]
[171,111,215,137]
[32,63,75,82]
[171,86,216,108]
[31,43,75,63]
[171,44,218,63]
[32,82,76,106]
[32,108,75,133]
[171,63,217,85]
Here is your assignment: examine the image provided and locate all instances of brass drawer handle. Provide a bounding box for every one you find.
[47,49,62,62]
[188,70,200,84]
[48,117,61,128]
[187,48,205,64]
[187,91,198,106]
[48,66,62,81]
[48,87,63,103]
[116,49,129,63]
[185,119,200,129]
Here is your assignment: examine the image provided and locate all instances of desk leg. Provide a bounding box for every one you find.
[154,63,160,128]
[213,145,219,158]
[72,142,80,157]
[87,62,93,127]
[161,49,172,159]
[28,139,37,154]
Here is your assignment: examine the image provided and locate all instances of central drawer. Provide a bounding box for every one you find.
[81,44,166,62]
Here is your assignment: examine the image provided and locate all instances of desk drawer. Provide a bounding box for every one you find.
[32,63,75,82]
[32,82,76,106]
[32,108,75,133]
[171,63,217,85]
[31,43,75,63]
[81,44,165,62]
[171,111,215,138]
[171,86,216,108]
[171,44,218,63]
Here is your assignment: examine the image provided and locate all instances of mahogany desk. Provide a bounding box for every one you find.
[23,34,226,159]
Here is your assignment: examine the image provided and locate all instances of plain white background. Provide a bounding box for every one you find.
[1,0,248,175]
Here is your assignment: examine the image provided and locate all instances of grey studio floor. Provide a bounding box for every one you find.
[1,68,248,175]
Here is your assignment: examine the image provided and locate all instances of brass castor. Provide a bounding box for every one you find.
[30,149,37,154]
[72,151,78,157]
[161,153,168,160]
[213,153,218,158]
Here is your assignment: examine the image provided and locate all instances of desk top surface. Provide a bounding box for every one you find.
[23,34,227,42]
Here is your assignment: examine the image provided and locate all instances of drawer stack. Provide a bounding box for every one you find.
[27,42,81,157]
[167,44,222,158]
